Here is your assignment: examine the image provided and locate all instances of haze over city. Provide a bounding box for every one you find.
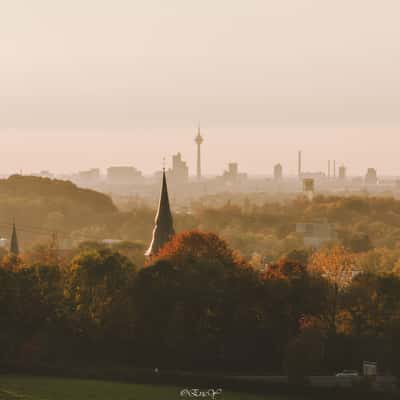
[2,0,400,175]
[4,2,400,397]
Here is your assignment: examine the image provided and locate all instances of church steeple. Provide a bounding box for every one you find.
[145,169,175,257]
[10,222,19,255]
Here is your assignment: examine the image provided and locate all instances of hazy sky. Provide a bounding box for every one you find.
[1,0,400,176]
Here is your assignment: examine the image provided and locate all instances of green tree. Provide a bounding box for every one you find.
[67,248,136,351]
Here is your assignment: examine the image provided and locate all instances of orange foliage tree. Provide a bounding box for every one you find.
[309,245,356,332]
[149,230,247,269]
[310,245,355,289]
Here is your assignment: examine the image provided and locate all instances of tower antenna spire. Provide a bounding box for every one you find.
[195,124,204,180]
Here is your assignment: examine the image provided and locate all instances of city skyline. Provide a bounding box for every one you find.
[1,126,399,177]
[2,1,400,175]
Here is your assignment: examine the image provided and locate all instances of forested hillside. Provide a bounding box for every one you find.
[3,177,400,275]
[0,175,117,246]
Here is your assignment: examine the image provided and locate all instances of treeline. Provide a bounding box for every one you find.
[1,232,400,378]
[4,176,400,275]
[0,175,117,246]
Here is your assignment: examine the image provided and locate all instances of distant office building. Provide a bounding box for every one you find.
[228,162,238,176]
[222,163,247,184]
[303,178,315,191]
[303,178,315,200]
[352,177,364,185]
[296,221,337,248]
[167,153,189,183]
[274,163,283,180]
[338,165,346,180]
[365,168,378,185]
[78,168,100,182]
[39,170,54,179]
[303,177,314,190]
[107,166,142,184]
[101,239,123,245]
[301,172,325,180]
[0,238,8,248]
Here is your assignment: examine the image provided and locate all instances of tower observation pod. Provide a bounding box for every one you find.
[195,125,204,180]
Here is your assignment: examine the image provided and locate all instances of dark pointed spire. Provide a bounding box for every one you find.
[10,222,19,255]
[145,169,175,257]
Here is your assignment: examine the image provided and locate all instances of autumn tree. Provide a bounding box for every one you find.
[309,245,356,333]
[135,231,262,368]
[151,230,247,269]
[284,325,325,383]
[67,248,136,353]
[263,258,329,340]
[342,273,400,336]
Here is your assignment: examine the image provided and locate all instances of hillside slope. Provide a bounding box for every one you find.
[0,175,117,245]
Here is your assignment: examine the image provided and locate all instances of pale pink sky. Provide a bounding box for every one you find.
[1,0,400,176]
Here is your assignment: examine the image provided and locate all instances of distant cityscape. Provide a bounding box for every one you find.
[1,127,399,205]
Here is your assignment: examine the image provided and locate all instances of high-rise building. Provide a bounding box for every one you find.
[296,221,337,248]
[222,162,247,184]
[39,170,54,179]
[228,163,238,176]
[339,165,346,180]
[195,125,204,180]
[274,163,283,180]
[303,178,315,200]
[168,152,189,183]
[365,168,378,185]
[303,178,315,193]
[145,170,175,257]
[78,168,100,182]
[107,166,142,184]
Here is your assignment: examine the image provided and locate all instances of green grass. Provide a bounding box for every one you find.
[0,375,285,400]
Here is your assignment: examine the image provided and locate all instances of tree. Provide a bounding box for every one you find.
[263,259,329,338]
[346,233,373,253]
[285,326,325,383]
[67,248,136,352]
[309,245,356,332]
[284,248,311,265]
[152,230,247,269]
[1,253,22,270]
[343,273,400,334]
[134,231,262,368]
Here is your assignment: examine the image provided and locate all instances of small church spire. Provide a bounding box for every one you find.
[145,169,175,257]
[10,222,19,255]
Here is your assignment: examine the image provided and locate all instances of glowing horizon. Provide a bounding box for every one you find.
[2,1,400,176]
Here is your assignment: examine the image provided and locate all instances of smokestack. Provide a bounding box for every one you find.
[328,160,331,178]
[333,160,336,178]
[298,151,302,178]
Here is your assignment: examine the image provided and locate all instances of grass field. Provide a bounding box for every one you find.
[0,375,286,400]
